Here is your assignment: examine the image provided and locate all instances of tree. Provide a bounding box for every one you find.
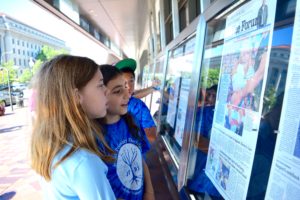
[18,69,32,83]
[36,46,67,62]
[201,68,220,89]
[18,46,68,84]
[0,61,17,85]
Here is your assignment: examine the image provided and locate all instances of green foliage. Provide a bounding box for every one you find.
[36,46,67,62]
[33,46,67,74]
[1,46,67,84]
[201,68,220,89]
[263,87,277,111]
[0,61,17,84]
[18,69,32,83]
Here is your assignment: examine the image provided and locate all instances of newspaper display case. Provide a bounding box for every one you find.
[154,0,298,199]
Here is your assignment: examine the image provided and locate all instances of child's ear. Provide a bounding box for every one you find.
[74,88,83,104]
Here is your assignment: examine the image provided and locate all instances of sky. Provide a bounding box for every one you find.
[0,0,109,64]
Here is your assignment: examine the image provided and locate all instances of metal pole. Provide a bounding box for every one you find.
[7,69,13,111]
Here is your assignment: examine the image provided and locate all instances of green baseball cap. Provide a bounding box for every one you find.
[115,58,136,71]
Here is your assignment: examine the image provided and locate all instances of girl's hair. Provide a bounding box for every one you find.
[31,55,114,181]
[99,64,140,139]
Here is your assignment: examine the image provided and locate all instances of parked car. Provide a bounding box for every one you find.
[0,90,23,106]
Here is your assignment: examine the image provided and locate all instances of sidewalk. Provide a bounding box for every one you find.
[0,107,42,200]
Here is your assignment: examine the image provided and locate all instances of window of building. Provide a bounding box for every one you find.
[179,1,187,31]
[79,15,90,33]
[164,0,173,44]
[178,0,200,31]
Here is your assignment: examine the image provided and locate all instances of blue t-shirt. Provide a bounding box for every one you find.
[195,106,215,138]
[128,97,156,129]
[103,117,150,200]
[41,145,116,200]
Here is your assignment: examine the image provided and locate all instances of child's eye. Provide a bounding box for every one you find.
[98,84,104,88]
[113,89,121,94]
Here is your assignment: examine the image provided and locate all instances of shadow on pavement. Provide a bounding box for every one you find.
[0,191,16,200]
[0,113,14,116]
[0,126,23,134]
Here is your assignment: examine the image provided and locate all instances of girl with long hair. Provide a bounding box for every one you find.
[99,65,154,200]
[31,55,116,200]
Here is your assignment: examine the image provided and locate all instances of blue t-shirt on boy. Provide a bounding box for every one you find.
[128,96,156,129]
[102,117,150,200]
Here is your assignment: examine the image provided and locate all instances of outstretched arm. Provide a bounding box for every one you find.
[133,87,157,99]
[133,80,160,99]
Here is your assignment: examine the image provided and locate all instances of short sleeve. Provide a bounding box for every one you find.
[128,97,156,129]
[72,154,116,200]
[139,101,156,129]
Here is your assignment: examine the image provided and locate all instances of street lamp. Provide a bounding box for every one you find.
[29,57,35,75]
[0,67,13,111]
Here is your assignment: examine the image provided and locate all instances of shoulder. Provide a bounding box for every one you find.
[129,96,144,105]
[129,97,149,109]
[53,146,107,177]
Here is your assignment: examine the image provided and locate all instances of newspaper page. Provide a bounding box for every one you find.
[265,1,300,199]
[204,0,276,199]
[174,78,191,146]
[166,76,181,128]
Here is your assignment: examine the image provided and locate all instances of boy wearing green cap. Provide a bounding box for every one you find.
[115,58,157,143]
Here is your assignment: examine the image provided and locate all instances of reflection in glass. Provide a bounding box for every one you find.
[159,36,196,161]
[186,1,294,199]
[186,16,223,200]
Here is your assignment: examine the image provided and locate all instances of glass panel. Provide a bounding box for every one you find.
[186,16,224,200]
[160,35,196,161]
[142,64,155,108]
[152,58,165,119]
[186,0,295,199]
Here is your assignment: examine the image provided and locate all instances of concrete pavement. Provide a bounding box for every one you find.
[0,107,42,200]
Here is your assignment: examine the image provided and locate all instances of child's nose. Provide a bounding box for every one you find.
[105,87,110,97]
[124,88,130,99]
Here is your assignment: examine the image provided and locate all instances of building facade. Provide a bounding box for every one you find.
[0,13,67,75]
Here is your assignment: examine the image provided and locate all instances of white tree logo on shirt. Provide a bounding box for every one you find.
[117,143,143,190]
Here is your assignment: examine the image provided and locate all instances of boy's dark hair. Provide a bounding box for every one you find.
[208,84,218,92]
[120,67,135,78]
[99,64,140,140]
